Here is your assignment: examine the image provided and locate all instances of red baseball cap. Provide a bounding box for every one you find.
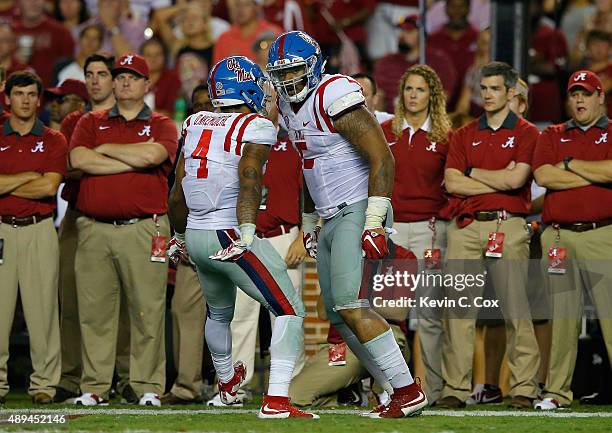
[45,79,88,101]
[112,54,150,79]
[567,70,603,93]
[397,15,419,32]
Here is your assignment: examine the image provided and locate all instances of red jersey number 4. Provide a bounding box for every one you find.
[191,129,213,178]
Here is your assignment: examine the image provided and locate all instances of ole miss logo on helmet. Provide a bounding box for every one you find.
[227,58,252,83]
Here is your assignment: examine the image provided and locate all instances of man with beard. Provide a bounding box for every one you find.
[374,15,456,113]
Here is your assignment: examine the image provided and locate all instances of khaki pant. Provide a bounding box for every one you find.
[75,215,169,397]
[0,218,61,398]
[441,217,540,400]
[289,325,407,407]
[392,219,447,402]
[57,209,131,394]
[541,224,612,405]
[169,262,205,400]
[230,227,306,387]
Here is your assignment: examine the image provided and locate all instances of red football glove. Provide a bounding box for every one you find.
[303,225,321,259]
[361,228,389,259]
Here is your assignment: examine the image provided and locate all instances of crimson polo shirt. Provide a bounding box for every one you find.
[445,111,539,217]
[70,104,178,219]
[533,115,612,224]
[255,138,302,235]
[60,108,88,206]
[0,118,68,217]
[381,118,450,222]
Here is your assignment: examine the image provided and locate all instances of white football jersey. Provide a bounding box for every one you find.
[181,111,276,230]
[278,74,369,219]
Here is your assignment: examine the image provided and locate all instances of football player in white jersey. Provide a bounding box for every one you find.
[168,56,317,419]
[267,31,427,418]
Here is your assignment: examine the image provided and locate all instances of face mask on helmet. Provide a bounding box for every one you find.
[266,31,326,103]
[207,56,269,114]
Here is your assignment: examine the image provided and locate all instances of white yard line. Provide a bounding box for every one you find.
[1,408,612,418]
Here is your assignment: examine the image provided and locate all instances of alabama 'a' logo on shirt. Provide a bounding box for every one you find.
[502,136,515,148]
[31,141,44,153]
[138,125,151,137]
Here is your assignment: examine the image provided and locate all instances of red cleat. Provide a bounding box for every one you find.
[372,380,428,419]
[258,395,320,419]
[217,361,246,404]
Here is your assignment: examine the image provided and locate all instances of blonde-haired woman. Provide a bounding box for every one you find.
[381,64,452,405]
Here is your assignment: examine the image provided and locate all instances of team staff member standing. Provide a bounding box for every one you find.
[69,54,178,406]
[0,71,67,405]
[439,62,540,409]
[533,70,612,410]
[55,53,136,404]
[381,64,452,405]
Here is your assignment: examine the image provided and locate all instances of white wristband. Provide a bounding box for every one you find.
[364,196,391,229]
[238,223,256,247]
[302,212,319,233]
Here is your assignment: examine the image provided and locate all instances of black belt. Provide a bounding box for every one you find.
[0,213,53,227]
[91,214,162,226]
[557,219,612,232]
[474,210,521,222]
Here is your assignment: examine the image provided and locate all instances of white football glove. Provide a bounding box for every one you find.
[209,223,256,262]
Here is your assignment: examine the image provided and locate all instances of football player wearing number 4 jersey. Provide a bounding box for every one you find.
[168,56,317,419]
[266,31,427,418]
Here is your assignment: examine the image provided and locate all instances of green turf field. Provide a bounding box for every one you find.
[1,394,611,433]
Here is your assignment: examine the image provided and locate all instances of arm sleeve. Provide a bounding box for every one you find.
[69,113,96,151]
[241,115,277,146]
[444,127,467,171]
[46,132,69,176]
[532,128,558,170]
[516,124,539,165]
[153,117,179,165]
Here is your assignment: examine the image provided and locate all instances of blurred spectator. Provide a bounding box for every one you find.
[13,0,75,87]
[528,0,569,123]
[374,15,457,113]
[0,0,18,24]
[54,24,103,84]
[176,50,209,105]
[580,30,612,116]
[352,72,393,123]
[366,0,419,61]
[426,0,490,34]
[309,0,375,70]
[91,0,147,57]
[428,0,479,110]
[141,37,180,118]
[44,78,88,130]
[54,0,90,42]
[0,23,28,77]
[212,0,281,65]
[454,28,490,118]
[0,71,67,405]
[262,0,308,32]
[585,0,612,33]
[253,30,276,71]
[561,0,597,51]
[69,54,177,406]
[85,0,170,22]
[156,0,229,61]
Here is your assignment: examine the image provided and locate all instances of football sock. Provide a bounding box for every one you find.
[268,315,303,397]
[363,328,414,389]
[334,321,393,394]
[205,317,234,383]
